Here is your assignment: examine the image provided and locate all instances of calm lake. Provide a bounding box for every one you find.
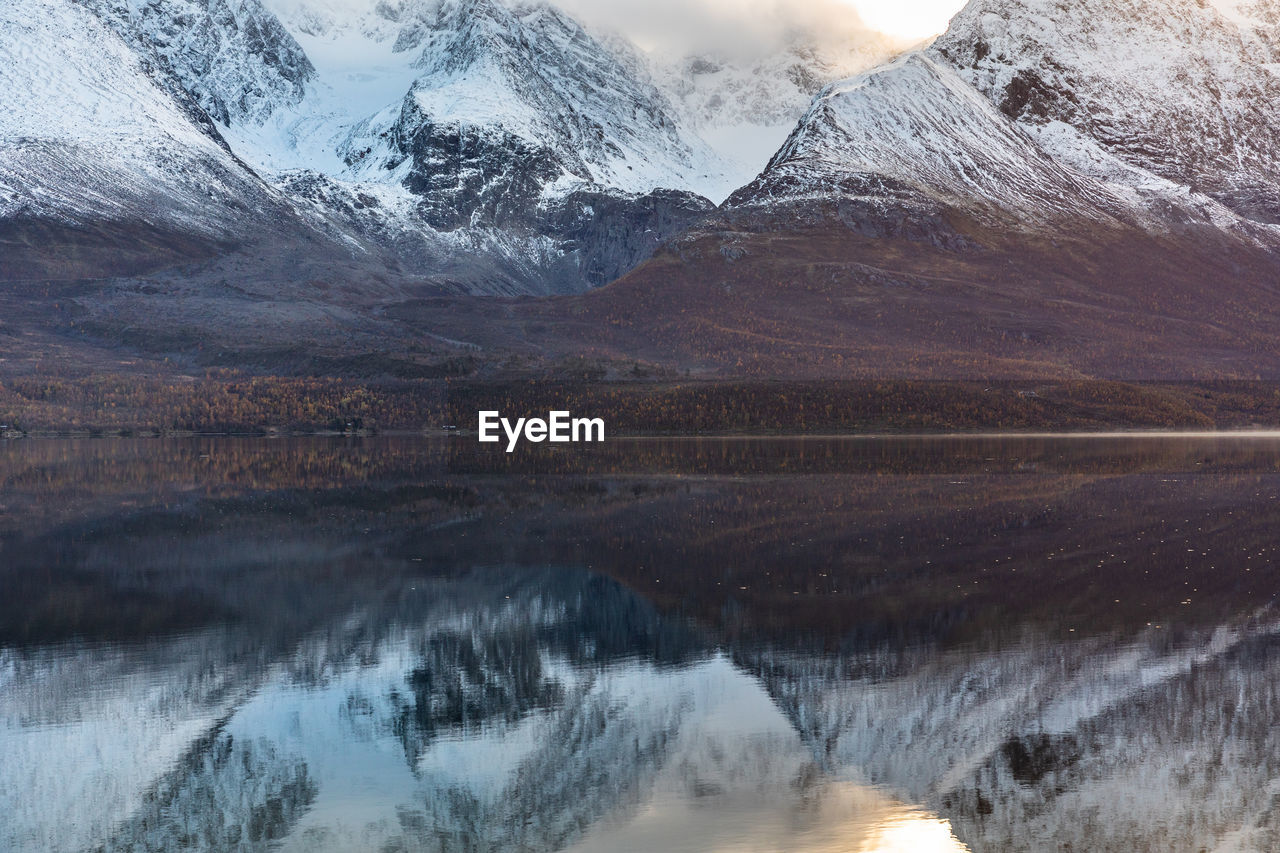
[5,434,1280,852]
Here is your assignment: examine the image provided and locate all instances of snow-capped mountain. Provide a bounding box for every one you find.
[249,0,888,204]
[933,0,1280,224]
[734,0,1280,238]
[734,51,1143,229]
[247,0,733,202]
[1,0,916,295]
[8,0,1280,375]
[380,0,724,200]
[0,0,699,291]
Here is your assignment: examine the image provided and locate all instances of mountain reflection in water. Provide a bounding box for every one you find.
[4,435,1280,852]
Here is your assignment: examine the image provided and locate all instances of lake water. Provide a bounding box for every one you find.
[5,434,1280,852]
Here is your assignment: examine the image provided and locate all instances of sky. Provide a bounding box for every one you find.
[552,0,967,48]
[848,0,967,38]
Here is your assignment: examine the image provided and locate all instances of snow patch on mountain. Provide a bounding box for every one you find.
[218,15,422,177]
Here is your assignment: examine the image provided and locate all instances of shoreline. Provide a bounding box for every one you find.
[11,428,1280,441]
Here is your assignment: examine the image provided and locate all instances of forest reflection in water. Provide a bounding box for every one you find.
[5,434,1280,851]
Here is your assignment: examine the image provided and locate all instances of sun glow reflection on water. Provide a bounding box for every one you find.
[862,812,971,852]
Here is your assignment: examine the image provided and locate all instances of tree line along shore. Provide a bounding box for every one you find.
[3,375,1280,436]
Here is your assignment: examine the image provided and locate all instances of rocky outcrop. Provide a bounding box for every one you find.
[80,0,315,126]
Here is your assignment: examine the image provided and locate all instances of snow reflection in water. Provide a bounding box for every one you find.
[5,434,1280,851]
[1,624,969,853]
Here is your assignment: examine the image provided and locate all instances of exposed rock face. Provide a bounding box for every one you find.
[337,0,722,292]
[540,188,716,289]
[79,0,315,126]
[395,121,563,232]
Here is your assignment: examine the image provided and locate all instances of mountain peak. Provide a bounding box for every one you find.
[383,0,716,200]
[732,50,1129,230]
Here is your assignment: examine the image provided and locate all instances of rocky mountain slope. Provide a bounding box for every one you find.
[732,0,1280,236]
[0,0,301,279]
[933,0,1280,224]
[83,0,317,126]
